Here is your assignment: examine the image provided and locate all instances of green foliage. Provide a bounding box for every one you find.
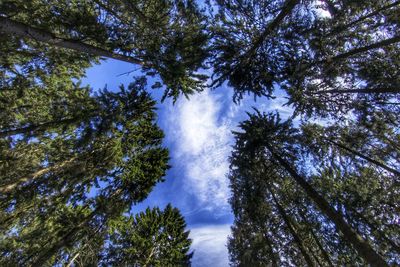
[211,0,400,116]
[0,0,209,101]
[228,111,399,266]
[104,204,192,266]
[0,77,172,265]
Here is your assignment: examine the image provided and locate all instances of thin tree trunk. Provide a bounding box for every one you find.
[143,246,157,267]
[327,1,400,37]
[265,143,389,267]
[244,0,299,58]
[0,157,77,194]
[268,186,315,267]
[313,88,400,95]
[324,137,400,177]
[66,251,80,267]
[0,17,144,65]
[330,35,400,62]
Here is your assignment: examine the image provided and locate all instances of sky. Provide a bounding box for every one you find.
[83,59,293,266]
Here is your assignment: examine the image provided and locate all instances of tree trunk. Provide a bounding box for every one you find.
[313,87,400,95]
[265,143,389,267]
[324,137,400,177]
[268,186,315,267]
[245,0,299,58]
[0,17,144,66]
[66,251,80,267]
[0,157,77,194]
[330,35,400,62]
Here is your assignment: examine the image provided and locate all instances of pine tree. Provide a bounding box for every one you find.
[211,0,400,116]
[0,0,209,101]
[0,77,171,265]
[104,204,193,266]
[228,111,399,266]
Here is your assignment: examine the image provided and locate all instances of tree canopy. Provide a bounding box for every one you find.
[1,0,400,266]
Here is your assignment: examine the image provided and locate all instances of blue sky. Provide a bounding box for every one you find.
[83,59,293,266]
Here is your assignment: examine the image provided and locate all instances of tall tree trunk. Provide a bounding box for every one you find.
[324,137,400,177]
[0,157,77,194]
[265,143,389,267]
[268,185,315,267]
[0,17,144,65]
[313,87,400,95]
[244,0,299,58]
[348,208,400,254]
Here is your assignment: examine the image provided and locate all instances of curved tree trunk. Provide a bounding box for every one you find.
[265,143,389,267]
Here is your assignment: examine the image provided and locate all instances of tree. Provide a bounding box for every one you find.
[104,204,193,266]
[0,77,171,265]
[228,111,398,266]
[0,0,209,101]
[210,0,400,117]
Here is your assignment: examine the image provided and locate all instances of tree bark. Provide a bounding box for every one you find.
[265,143,389,267]
[268,186,315,267]
[66,251,80,267]
[0,17,144,65]
[324,137,400,177]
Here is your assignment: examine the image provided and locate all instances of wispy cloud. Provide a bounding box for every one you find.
[190,224,231,267]
[164,89,235,212]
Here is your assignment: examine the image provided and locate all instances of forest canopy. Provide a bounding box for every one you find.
[0,0,399,266]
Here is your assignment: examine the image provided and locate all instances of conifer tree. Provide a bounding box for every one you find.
[228,111,399,266]
[0,0,209,100]
[104,204,193,266]
[211,0,400,117]
[0,77,171,265]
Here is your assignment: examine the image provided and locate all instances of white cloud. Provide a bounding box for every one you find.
[165,89,235,212]
[190,224,231,267]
